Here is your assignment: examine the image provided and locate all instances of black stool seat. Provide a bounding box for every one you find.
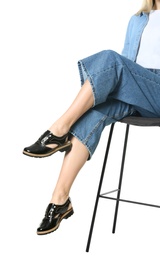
[120,116,160,126]
[86,116,160,252]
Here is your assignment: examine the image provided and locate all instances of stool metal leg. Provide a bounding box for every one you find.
[112,124,130,233]
[86,123,115,252]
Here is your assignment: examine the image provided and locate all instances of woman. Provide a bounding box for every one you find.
[23,0,160,235]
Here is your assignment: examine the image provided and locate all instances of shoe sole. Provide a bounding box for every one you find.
[37,208,74,235]
[23,142,72,158]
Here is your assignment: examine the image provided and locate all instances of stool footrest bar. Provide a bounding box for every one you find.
[100,195,160,208]
[101,189,119,196]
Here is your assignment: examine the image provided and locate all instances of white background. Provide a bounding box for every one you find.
[1,0,160,259]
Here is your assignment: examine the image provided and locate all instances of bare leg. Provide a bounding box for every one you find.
[36,137,89,234]
[50,136,89,205]
[48,81,93,203]
[49,79,94,137]
[36,83,92,234]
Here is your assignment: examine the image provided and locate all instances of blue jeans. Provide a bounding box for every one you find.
[70,50,160,159]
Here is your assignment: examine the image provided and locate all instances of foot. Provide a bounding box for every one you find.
[48,122,70,149]
[23,130,72,158]
[37,198,74,235]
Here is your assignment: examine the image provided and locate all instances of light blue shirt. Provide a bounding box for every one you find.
[122,13,149,61]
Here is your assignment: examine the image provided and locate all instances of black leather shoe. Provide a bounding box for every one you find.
[37,198,74,235]
[23,130,72,158]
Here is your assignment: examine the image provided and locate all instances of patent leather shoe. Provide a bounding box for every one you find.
[37,198,74,235]
[23,130,72,158]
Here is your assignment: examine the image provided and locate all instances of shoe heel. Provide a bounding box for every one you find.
[64,209,74,219]
[60,143,72,153]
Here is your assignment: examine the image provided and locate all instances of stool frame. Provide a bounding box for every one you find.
[86,119,160,252]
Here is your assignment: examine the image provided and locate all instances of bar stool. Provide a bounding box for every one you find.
[86,116,160,252]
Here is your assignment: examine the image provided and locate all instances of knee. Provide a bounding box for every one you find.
[101,49,119,59]
[99,50,123,67]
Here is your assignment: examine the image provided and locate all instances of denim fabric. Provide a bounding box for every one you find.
[70,50,160,159]
[122,13,149,61]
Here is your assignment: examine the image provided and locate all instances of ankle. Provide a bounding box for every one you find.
[50,192,69,205]
[49,121,70,137]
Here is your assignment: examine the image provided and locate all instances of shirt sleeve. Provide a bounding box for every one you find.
[121,16,134,58]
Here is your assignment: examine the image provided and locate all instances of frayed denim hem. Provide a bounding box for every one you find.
[69,130,92,160]
[78,60,96,107]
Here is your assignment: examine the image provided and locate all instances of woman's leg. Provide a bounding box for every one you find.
[49,79,94,137]
[50,136,89,205]
[23,79,95,156]
[24,50,160,158]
